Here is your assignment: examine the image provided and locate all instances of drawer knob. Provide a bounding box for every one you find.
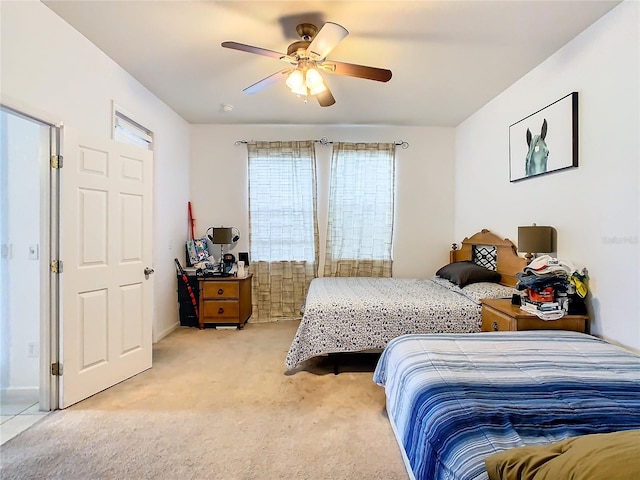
[218,307,224,314]
[218,288,224,295]
[492,321,499,331]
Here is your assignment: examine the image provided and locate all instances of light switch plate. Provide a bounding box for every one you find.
[29,244,39,260]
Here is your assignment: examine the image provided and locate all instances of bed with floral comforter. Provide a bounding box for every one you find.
[284,276,514,370]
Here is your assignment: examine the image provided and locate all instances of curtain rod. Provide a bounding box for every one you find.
[234,137,409,149]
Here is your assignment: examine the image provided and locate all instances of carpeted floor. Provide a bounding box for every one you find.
[0,320,409,480]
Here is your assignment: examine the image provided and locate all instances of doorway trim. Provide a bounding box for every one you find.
[1,100,61,411]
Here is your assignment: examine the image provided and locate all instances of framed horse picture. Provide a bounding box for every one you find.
[509,92,578,182]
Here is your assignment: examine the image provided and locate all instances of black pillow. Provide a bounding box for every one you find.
[436,261,501,287]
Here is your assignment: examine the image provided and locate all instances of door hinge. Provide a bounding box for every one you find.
[51,362,63,376]
[51,260,63,273]
[51,155,63,169]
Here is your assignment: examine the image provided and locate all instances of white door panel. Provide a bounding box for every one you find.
[60,127,153,408]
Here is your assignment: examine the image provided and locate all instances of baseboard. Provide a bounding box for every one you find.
[0,386,38,403]
[154,321,180,343]
[599,334,640,354]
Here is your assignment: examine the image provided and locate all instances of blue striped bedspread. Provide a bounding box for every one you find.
[373,331,640,480]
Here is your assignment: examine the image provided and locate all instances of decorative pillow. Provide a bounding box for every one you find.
[459,282,516,304]
[485,429,640,480]
[435,260,501,287]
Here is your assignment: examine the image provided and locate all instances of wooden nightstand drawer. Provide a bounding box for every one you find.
[202,281,239,299]
[202,300,239,319]
[481,307,514,332]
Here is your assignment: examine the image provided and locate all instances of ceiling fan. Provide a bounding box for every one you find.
[221,22,392,107]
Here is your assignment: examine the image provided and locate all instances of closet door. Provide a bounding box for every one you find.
[60,127,153,408]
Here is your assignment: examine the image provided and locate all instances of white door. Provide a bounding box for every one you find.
[59,126,153,408]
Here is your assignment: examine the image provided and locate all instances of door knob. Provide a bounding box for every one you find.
[144,267,155,275]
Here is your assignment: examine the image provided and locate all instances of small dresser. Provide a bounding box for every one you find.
[480,298,588,333]
[198,274,253,329]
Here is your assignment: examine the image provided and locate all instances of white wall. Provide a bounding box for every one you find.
[0,1,191,342]
[190,125,456,279]
[455,1,639,350]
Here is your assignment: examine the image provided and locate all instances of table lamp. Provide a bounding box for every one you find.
[518,224,555,264]
[209,227,233,263]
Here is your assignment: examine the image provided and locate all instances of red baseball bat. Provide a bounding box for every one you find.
[188,201,195,240]
[175,258,198,319]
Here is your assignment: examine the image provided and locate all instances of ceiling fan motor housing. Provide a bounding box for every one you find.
[287,41,311,58]
[295,23,318,41]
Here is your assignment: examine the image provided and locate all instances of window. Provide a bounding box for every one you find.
[324,142,395,277]
[248,141,317,263]
[112,104,153,150]
[247,141,319,321]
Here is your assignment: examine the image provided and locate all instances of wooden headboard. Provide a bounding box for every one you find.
[450,229,526,287]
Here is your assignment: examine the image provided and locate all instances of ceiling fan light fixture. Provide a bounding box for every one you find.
[285,69,305,92]
[291,85,308,96]
[286,67,327,96]
[305,68,325,92]
[308,84,326,96]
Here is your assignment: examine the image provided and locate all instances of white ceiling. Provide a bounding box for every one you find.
[43,0,620,127]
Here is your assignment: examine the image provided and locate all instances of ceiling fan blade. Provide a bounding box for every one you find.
[321,60,392,82]
[306,22,349,61]
[316,84,336,107]
[243,69,292,94]
[222,41,294,63]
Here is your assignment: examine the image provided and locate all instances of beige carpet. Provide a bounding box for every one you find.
[0,321,409,480]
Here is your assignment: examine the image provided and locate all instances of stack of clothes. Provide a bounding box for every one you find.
[516,255,573,320]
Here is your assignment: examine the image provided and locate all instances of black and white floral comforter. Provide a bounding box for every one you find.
[285,277,512,370]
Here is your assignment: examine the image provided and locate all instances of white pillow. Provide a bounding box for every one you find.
[431,276,463,292]
[431,276,515,304]
[459,282,517,304]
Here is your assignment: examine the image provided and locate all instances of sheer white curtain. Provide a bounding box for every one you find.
[248,141,319,322]
[324,142,395,277]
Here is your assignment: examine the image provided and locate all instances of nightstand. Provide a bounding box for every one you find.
[198,274,253,329]
[480,298,588,333]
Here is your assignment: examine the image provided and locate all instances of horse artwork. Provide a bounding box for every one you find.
[525,118,549,176]
[509,92,578,182]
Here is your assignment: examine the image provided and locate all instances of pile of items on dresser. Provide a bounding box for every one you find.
[515,255,588,320]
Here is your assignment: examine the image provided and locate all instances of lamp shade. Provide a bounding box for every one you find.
[211,227,233,244]
[286,69,305,94]
[305,68,326,95]
[518,226,554,254]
